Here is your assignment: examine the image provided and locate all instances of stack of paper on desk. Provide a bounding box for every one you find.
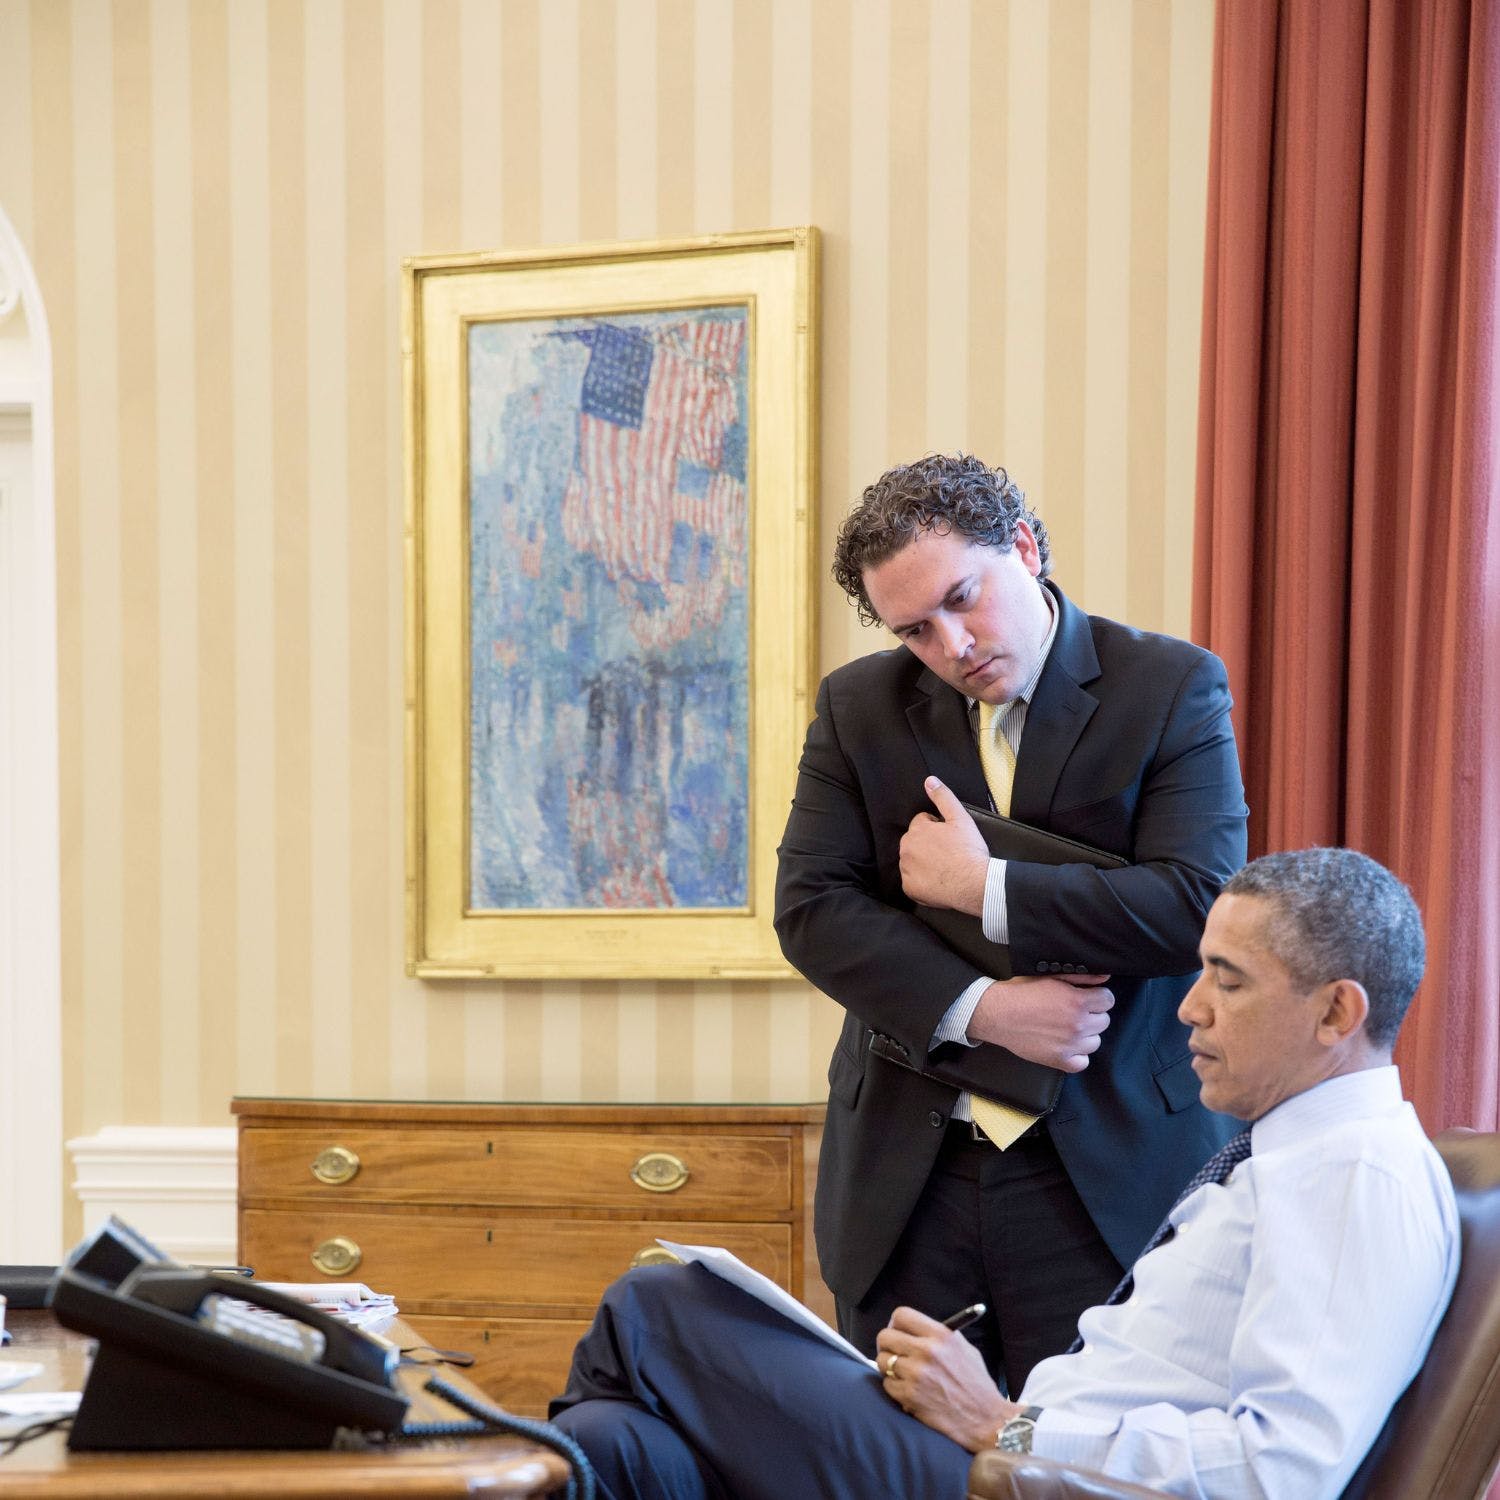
[255,1281,398,1331]
[654,1240,877,1371]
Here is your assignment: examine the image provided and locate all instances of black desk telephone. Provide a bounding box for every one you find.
[48,1216,409,1451]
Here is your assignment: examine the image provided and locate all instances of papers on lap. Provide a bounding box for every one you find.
[654,1240,878,1371]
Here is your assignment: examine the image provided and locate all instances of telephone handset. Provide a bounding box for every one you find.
[49,1216,409,1451]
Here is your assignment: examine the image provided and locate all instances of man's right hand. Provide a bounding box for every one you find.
[967,975,1114,1071]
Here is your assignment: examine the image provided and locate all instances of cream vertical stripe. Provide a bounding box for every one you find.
[151,0,200,1122]
[693,0,731,233]
[268,0,313,1099]
[810,0,852,667]
[190,0,238,1124]
[19,2,1223,1151]
[847,0,890,483]
[114,0,163,1125]
[731,0,771,229]
[539,0,580,244]
[614,0,657,240]
[346,0,392,1099]
[1041,0,1087,576]
[73,0,126,1130]
[615,981,659,1100]
[422,0,462,255]
[1003,0,1048,496]
[578,0,617,243]
[458,0,503,252]
[966,1,1006,459]
[1125,0,1170,629]
[305,0,352,1097]
[581,980,621,1100]
[1165,0,1214,642]
[926,0,970,454]
[228,0,276,1096]
[768,0,810,226]
[1082,0,1130,620]
[885,0,927,464]
[33,0,83,1241]
[542,982,584,1099]
[384,0,426,1099]
[0,2,33,241]
[499,0,541,246]
[692,984,732,1102]
[655,0,694,237]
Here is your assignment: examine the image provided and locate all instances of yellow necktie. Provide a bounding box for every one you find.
[977,700,1017,816]
[969,700,1039,1149]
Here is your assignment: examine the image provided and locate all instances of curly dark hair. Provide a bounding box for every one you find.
[1222,848,1426,1050]
[831,454,1052,626]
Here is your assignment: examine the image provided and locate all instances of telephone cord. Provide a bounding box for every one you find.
[400,1373,595,1500]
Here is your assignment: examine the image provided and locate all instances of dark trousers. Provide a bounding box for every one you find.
[550,1262,974,1500]
[839,1123,1123,1396]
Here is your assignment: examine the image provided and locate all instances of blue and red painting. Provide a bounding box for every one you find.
[468,304,751,910]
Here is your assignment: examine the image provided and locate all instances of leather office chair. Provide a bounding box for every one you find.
[967,1129,1500,1500]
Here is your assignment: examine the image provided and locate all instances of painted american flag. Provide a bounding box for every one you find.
[560,314,748,590]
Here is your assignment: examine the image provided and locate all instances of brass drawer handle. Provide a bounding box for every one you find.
[311,1236,362,1276]
[310,1145,361,1186]
[629,1151,689,1193]
[629,1245,684,1270]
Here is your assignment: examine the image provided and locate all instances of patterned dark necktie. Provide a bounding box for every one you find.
[1067,1129,1253,1353]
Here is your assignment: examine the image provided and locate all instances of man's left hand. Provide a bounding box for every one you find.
[899,777,989,915]
[875,1306,1018,1452]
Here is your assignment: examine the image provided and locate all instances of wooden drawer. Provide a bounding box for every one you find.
[408,1315,592,1419]
[240,1126,792,1214]
[241,1208,791,1309]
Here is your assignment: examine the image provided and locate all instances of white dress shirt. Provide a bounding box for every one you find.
[1020,1068,1459,1499]
[930,592,1059,1122]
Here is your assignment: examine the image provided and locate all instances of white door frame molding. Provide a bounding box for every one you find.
[0,200,63,1261]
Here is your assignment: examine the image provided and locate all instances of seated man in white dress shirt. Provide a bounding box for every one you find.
[549,847,1461,1500]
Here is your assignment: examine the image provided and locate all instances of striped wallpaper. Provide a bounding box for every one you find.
[0,0,1215,1233]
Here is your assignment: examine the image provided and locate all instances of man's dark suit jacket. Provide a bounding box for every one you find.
[775,582,1249,1308]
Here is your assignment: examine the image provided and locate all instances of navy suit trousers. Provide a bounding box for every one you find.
[549,1263,974,1500]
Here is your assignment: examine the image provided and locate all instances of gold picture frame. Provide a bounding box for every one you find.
[405,229,819,979]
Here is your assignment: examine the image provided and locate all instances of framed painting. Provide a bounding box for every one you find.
[405,229,819,978]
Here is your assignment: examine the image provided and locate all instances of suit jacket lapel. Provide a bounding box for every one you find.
[1010,584,1102,825]
[905,670,992,811]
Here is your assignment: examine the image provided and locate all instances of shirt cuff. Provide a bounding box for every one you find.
[1029,1408,1120,1471]
[931,976,993,1049]
[982,857,1009,944]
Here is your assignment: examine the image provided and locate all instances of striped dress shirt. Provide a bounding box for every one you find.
[1022,1067,1459,1499]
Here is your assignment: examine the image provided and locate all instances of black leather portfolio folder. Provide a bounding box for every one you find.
[871,805,1128,1116]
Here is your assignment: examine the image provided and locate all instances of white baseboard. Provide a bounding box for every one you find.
[67,1126,238,1265]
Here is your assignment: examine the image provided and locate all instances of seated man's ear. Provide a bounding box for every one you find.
[1315,978,1370,1046]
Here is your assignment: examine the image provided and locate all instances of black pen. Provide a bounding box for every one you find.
[942,1302,987,1332]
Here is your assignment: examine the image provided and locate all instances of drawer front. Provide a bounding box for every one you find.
[241,1208,792,1307]
[240,1127,792,1213]
[408,1314,591,1419]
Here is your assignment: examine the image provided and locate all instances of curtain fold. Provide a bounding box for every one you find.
[1194,0,1499,1134]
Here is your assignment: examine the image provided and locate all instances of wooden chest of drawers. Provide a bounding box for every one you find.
[232,1099,829,1417]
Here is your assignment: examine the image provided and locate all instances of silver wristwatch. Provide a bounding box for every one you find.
[997,1405,1043,1454]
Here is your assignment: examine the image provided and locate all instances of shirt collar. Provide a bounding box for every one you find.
[1249,1065,1406,1157]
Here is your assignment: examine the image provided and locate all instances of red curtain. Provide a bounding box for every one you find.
[1194,0,1500,1134]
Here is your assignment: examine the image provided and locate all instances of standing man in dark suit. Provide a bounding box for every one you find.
[775,453,1248,1395]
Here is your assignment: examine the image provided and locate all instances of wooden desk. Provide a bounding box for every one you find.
[0,1309,571,1497]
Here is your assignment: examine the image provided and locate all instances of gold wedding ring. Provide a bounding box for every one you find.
[885,1352,900,1378]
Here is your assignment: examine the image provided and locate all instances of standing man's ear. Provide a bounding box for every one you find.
[1315,979,1370,1046]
